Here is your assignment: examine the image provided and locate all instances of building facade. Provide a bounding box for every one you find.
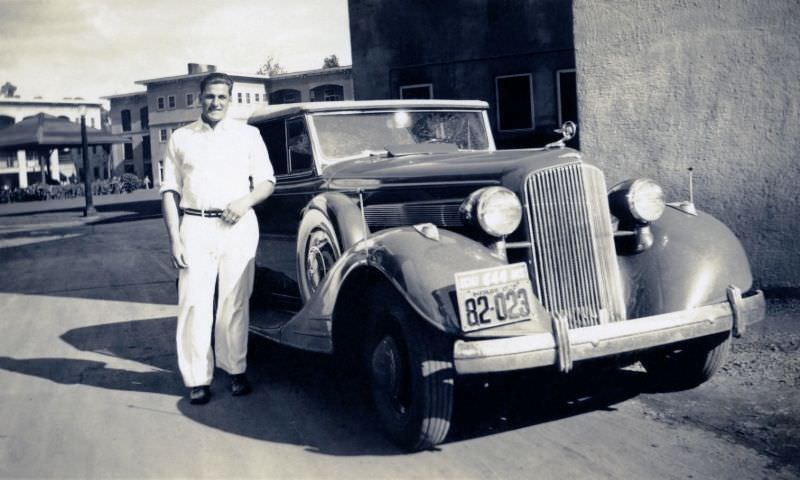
[268,66,354,104]
[348,0,576,148]
[0,98,106,188]
[104,92,152,182]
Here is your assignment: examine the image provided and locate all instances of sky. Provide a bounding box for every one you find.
[0,0,352,102]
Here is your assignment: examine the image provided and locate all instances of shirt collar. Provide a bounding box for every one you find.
[192,116,233,133]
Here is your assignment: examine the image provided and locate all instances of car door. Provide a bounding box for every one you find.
[253,116,321,315]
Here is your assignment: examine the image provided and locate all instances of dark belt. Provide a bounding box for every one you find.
[182,208,224,218]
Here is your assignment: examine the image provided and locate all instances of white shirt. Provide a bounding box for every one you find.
[160,118,275,210]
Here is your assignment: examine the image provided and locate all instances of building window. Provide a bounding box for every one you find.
[90,117,96,128]
[140,107,149,129]
[495,74,534,131]
[311,84,344,102]
[168,95,176,109]
[186,93,194,108]
[255,93,260,102]
[269,89,301,105]
[557,69,577,126]
[142,135,151,160]
[1,151,16,168]
[124,164,135,174]
[159,129,168,142]
[124,143,133,160]
[121,110,132,131]
[246,92,251,104]
[237,92,243,104]
[157,97,165,110]
[400,84,433,99]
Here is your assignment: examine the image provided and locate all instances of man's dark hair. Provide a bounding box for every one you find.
[200,72,233,95]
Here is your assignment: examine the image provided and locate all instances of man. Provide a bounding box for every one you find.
[160,72,275,405]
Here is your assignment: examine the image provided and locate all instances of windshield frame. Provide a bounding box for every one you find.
[306,108,496,169]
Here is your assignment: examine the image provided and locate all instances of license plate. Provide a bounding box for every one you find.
[454,263,535,332]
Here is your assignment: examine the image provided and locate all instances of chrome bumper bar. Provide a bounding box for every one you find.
[453,287,765,374]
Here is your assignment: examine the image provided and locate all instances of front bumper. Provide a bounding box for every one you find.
[453,287,765,374]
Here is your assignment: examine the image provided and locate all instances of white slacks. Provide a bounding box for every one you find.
[176,210,259,387]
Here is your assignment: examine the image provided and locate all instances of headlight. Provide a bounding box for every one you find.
[461,187,523,237]
[609,178,666,224]
[628,179,665,222]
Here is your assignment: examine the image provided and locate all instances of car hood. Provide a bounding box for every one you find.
[321,148,586,192]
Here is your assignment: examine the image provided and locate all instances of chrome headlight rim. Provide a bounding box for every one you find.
[461,186,523,237]
[627,178,666,223]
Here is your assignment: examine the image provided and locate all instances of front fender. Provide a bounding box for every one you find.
[303,192,366,250]
[621,206,755,318]
[278,227,552,353]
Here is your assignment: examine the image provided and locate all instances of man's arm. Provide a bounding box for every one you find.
[221,180,275,224]
[162,191,188,268]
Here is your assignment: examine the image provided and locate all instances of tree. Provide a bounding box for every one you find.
[256,56,286,77]
[322,54,340,69]
[1,82,17,98]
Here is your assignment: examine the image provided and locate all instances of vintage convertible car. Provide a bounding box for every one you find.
[248,99,764,451]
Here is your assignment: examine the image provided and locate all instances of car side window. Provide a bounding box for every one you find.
[257,121,288,176]
[287,118,313,173]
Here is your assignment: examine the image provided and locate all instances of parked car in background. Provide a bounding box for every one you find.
[247,100,764,451]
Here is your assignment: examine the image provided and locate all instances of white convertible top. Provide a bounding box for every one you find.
[248,99,490,124]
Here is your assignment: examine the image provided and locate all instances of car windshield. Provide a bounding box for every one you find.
[312,110,491,164]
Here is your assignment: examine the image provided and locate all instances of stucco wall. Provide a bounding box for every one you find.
[573,0,800,290]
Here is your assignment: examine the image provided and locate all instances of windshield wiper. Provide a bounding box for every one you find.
[384,143,459,157]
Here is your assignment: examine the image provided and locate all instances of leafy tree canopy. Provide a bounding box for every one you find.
[322,54,340,69]
[256,56,286,77]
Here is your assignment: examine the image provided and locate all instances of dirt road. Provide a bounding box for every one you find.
[0,196,796,478]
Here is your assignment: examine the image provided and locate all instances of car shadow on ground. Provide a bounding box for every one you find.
[0,316,653,456]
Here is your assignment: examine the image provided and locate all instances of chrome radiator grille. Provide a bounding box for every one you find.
[523,163,626,328]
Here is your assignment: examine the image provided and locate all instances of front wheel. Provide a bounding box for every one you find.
[366,297,455,451]
[641,331,732,390]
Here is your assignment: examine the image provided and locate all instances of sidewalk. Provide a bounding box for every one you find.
[0,189,162,231]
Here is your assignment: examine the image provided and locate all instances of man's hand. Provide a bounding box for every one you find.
[222,197,252,224]
[170,240,189,269]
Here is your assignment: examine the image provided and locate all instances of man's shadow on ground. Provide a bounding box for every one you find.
[0,316,655,455]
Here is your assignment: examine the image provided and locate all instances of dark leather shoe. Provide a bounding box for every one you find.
[189,386,211,405]
[230,374,251,396]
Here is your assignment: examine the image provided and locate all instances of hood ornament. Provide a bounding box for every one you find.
[545,121,577,149]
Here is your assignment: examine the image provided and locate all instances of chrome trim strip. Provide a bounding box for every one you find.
[453,290,765,374]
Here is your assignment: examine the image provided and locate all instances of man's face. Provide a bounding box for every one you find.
[200,83,231,124]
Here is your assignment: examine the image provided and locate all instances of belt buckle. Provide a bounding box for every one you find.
[201,208,206,217]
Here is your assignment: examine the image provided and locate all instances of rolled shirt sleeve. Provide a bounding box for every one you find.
[159,134,182,195]
[248,127,275,185]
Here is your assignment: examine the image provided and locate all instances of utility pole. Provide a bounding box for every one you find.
[80,108,96,217]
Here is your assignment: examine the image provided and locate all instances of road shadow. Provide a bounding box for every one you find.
[0,316,650,456]
[0,198,162,219]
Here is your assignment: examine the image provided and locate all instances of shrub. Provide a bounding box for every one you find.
[120,173,142,192]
